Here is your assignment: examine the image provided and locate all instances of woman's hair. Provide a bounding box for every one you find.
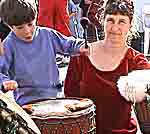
[104,0,137,44]
[104,0,134,23]
[0,0,37,26]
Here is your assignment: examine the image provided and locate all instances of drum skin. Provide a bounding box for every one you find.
[26,98,96,134]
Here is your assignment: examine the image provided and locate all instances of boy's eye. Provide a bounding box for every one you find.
[16,26,24,29]
[28,23,33,27]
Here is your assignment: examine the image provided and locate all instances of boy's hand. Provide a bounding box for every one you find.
[2,80,18,91]
[79,43,90,55]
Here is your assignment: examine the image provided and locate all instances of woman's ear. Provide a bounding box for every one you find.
[130,24,132,29]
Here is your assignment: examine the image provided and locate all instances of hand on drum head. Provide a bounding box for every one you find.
[22,104,34,114]
[79,44,90,56]
[65,98,93,112]
[2,80,18,92]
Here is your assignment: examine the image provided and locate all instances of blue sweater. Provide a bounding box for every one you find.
[0,26,84,105]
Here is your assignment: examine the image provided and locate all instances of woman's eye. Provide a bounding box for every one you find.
[107,19,114,23]
[119,20,126,24]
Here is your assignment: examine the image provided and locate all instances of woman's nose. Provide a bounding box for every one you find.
[111,24,120,32]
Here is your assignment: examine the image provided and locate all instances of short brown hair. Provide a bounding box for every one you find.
[104,0,134,23]
[0,0,37,26]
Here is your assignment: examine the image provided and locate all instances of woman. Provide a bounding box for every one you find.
[64,0,150,133]
[37,0,72,67]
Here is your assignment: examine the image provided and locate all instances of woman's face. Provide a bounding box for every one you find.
[104,14,131,44]
[11,19,36,42]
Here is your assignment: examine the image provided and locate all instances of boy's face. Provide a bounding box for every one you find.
[11,19,36,42]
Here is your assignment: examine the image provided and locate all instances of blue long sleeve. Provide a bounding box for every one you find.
[0,26,84,105]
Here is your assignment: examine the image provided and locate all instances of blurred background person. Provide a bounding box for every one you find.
[79,0,99,42]
[68,0,83,38]
[37,0,71,67]
[133,0,150,53]
[37,0,71,35]
[87,0,105,40]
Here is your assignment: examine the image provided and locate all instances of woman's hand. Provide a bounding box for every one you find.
[2,80,18,91]
[79,43,90,56]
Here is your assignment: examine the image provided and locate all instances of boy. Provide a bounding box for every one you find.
[0,0,89,106]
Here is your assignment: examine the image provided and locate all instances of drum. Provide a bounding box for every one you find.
[23,98,96,134]
[134,96,150,134]
[0,92,41,134]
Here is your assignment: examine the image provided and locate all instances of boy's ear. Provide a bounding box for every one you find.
[0,38,4,56]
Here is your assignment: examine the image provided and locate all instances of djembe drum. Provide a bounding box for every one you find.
[117,69,150,134]
[22,98,96,134]
[0,92,41,134]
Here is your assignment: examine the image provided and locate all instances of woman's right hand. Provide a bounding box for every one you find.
[2,80,18,91]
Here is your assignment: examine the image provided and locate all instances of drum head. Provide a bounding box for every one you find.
[23,98,95,119]
[0,93,41,134]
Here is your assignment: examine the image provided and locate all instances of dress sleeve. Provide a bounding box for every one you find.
[129,52,150,71]
[64,56,83,97]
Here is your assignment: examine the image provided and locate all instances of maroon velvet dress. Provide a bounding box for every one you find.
[64,47,150,134]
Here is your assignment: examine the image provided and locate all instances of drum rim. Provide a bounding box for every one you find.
[27,97,96,119]
[31,105,95,119]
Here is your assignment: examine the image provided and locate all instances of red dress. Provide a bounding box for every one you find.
[64,47,150,134]
[37,0,71,36]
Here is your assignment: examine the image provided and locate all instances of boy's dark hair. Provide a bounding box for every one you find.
[0,0,37,26]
